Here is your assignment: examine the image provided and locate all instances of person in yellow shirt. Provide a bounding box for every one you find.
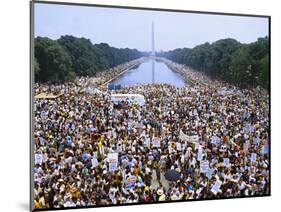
[38,194,46,208]
[98,135,105,155]
[34,199,41,209]
[70,187,81,199]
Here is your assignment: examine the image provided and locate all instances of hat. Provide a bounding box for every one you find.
[157,189,164,196]
[58,179,64,183]
[171,194,178,200]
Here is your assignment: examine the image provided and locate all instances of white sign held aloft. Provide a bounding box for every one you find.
[223,158,230,167]
[152,137,161,148]
[91,152,98,168]
[211,180,222,194]
[35,153,43,165]
[200,160,209,173]
[176,142,182,151]
[206,168,214,179]
[251,153,257,162]
[197,146,203,161]
[108,152,118,172]
[126,176,136,190]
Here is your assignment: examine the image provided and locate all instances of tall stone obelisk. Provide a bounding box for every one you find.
[152,21,155,56]
[151,22,155,83]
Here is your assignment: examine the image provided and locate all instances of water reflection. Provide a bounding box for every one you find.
[111,59,187,88]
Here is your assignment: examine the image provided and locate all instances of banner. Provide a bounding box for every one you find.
[179,130,200,149]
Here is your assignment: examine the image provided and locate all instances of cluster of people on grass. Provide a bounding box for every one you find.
[33,59,270,209]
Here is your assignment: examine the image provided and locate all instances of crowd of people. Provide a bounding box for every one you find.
[33,58,270,209]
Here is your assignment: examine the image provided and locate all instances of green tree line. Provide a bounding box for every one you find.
[34,35,143,83]
[159,37,269,89]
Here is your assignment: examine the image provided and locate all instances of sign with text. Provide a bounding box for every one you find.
[200,160,209,173]
[126,176,136,190]
[35,153,43,165]
[211,180,222,194]
[108,152,118,172]
[152,137,161,148]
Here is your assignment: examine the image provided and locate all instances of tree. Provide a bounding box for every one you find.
[58,35,100,76]
[34,57,40,82]
[35,37,73,83]
[257,54,269,90]
[161,37,269,89]
[35,35,143,83]
[229,46,254,87]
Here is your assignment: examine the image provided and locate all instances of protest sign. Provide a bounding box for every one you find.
[144,137,150,147]
[176,142,182,151]
[261,144,269,155]
[91,158,98,168]
[200,160,209,173]
[206,168,214,179]
[108,152,118,172]
[126,176,136,190]
[211,135,221,145]
[253,137,260,145]
[179,130,199,149]
[197,146,203,161]
[251,153,257,162]
[211,180,222,195]
[91,152,98,168]
[223,158,230,167]
[152,137,161,148]
[35,153,43,165]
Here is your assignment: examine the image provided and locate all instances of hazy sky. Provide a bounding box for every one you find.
[34,3,269,51]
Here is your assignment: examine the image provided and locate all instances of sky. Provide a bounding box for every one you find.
[34,2,269,52]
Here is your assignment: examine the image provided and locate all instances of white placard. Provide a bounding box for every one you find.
[262,144,269,155]
[200,160,209,173]
[223,158,230,167]
[206,168,214,179]
[145,138,150,147]
[197,145,203,161]
[126,176,136,189]
[152,137,161,148]
[91,152,98,168]
[211,180,222,194]
[176,142,182,151]
[251,153,257,162]
[35,153,43,165]
[108,152,118,172]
